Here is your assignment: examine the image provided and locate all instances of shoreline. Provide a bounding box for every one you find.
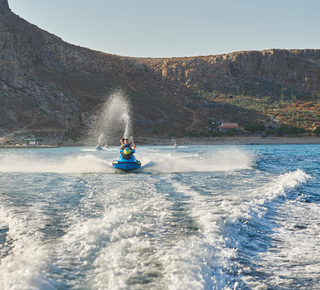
[0,145,59,149]
[1,136,320,148]
[133,136,320,146]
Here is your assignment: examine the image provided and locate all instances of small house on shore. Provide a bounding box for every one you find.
[217,123,240,132]
[23,138,43,145]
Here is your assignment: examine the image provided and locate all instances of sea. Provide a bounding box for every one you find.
[0,144,319,289]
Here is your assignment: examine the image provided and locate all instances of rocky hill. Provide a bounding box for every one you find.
[1,0,320,142]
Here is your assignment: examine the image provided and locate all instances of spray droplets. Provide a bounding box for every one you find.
[89,91,133,144]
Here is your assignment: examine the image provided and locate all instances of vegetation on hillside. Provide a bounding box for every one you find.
[193,80,320,136]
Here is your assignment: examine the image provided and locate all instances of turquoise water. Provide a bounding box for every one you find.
[0,145,319,289]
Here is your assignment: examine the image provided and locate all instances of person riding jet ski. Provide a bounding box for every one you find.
[120,138,136,150]
[112,141,141,172]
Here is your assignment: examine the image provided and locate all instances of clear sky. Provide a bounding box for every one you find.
[9,0,320,58]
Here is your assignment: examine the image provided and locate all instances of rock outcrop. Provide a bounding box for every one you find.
[138,49,320,93]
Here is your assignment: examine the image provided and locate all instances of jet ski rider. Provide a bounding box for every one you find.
[120,138,136,150]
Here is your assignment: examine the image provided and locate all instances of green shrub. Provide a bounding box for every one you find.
[277,125,305,136]
[313,126,320,136]
[277,125,291,135]
[200,131,210,137]
[188,130,199,137]
[266,128,275,135]
[226,130,234,136]
[245,123,266,132]
[212,131,222,137]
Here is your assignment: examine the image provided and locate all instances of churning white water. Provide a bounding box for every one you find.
[0,144,319,289]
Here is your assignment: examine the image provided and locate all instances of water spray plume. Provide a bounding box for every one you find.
[89,91,133,144]
[121,113,131,138]
[98,133,105,145]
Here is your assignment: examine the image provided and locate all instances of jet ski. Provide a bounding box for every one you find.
[96,144,103,150]
[112,148,141,172]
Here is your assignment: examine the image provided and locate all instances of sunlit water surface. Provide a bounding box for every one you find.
[0,145,319,289]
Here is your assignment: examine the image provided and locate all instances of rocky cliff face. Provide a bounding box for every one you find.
[1,0,320,139]
[139,49,320,93]
[0,0,193,136]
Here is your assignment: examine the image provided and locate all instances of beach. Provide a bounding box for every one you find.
[1,136,320,148]
[134,136,320,146]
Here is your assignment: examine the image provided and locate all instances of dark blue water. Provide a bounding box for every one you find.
[0,145,319,289]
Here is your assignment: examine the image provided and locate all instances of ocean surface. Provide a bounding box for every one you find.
[0,144,319,289]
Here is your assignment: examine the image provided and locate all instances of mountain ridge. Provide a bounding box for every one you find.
[1,0,320,142]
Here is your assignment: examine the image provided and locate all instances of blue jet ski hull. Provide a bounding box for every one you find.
[113,149,141,172]
[112,160,141,172]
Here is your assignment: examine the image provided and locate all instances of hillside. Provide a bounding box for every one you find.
[1,0,320,143]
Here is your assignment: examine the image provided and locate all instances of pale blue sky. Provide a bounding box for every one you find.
[9,0,320,58]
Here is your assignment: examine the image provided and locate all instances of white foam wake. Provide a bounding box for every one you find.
[141,147,254,173]
[0,152,113,173]
[253,201,320,288]
[163,169,311,288]
[249,169,311,205]
[0,202,51,289]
